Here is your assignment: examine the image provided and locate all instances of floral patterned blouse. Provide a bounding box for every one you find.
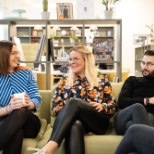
[52,74,117,116]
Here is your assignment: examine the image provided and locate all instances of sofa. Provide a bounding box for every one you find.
[21,82,123,154]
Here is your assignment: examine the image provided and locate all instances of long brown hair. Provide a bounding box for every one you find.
[0,40,19,75]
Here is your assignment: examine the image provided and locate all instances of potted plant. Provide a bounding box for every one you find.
[41,0,50,19]
[102,0,121,18]
[51,34,60,46]
[69,35,79,44]
[146,24,154,43]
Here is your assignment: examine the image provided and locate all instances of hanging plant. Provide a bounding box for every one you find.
[146,24,154,40]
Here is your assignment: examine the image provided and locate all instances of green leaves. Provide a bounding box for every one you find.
[102,0,121,10]
[146,24,154,38]
[50,34,60,40]
[102,0,109,10]
[42,0,48,12]
[69,36,79,41]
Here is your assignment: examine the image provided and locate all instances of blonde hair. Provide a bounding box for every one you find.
[66,45,98,87]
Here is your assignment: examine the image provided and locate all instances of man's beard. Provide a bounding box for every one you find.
[142,69,154,77]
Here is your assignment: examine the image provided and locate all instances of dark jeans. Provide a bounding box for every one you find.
[49,98,110,154]
[114,103,151,135]
[147,112,154,127]
[0,108,41,154]
[115,124,154,154]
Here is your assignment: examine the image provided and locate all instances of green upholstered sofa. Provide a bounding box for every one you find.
[21,82,123,154]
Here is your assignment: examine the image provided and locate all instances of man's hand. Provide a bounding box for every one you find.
[149,97,154,105]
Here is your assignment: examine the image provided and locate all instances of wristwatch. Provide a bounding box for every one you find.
[145,97,149,105]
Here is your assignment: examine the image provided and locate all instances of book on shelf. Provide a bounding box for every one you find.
[92,37,114,61]
[34,34,46,69]
[48,38,55,61]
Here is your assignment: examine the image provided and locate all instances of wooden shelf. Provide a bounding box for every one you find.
[0,19,122,88]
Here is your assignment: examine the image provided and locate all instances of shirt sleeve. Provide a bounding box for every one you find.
[118,76,144,109]
[27,70,41,110]
[51,77,66,116]
[100,79,117,115]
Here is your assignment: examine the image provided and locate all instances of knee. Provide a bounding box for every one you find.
[71,120,84,133]
[73,120,83,129]
[131,103,146,112]
[12,108,29,118]
[68,98,81,107]
[126,124,141,136]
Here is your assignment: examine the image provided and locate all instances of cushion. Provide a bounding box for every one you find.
[111,82,123,102]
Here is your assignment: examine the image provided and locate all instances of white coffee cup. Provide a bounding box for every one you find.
[14,92,25,103]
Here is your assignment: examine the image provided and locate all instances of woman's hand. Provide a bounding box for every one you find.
[89,102,104,112]
[10,95,29,111]
[10,94,35,111]
[24,94,35,110]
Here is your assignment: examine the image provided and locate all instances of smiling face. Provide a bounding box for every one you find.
[69,50,85,78]
[9,45,20,72]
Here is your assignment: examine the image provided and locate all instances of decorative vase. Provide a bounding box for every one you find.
[70,38,75,45]
[41,12,50,19]
[53,39,59,47]
[104,10,113,19]
[150,39,154,44]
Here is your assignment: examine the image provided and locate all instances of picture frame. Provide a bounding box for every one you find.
[133,34,149,45]
[56,3,73,20]
[93,37,114,61]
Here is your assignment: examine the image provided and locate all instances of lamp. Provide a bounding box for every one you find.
[52,26,61,35]
[70,26,79,36]
[34,25,43,30]
[89,25,98,31]
[89,25,98,36]
[53,26,61,31]
[70,26,79,31]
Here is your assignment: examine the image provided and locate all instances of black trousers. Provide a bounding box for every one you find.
[0,108,41,154]
[49,98,110,154]
[114,103,151,135]
[115,124,154,154]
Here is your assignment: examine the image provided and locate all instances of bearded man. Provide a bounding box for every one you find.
[113,50,154,136]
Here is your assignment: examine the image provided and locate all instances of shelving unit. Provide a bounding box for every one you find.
[135,45,154,77]
[0,19,122,89]
[15,26,46,43]
[48,20,120,71]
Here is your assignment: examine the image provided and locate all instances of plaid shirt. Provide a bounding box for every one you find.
[52,74,117,116]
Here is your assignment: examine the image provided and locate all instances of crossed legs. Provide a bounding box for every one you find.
[64,120,85,154]
[114,103,151,135]
[43,98,110,154]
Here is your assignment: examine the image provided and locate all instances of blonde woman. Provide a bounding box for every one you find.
[30,45,117,154]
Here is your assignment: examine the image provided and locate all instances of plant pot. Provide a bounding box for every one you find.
[151,39,154,44]
[53,39,59,47]
[70,38,75,45]
[41,12,50,19]
[104,10,113,19]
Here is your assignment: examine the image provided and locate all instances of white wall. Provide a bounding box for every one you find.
[1,0,154,75]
